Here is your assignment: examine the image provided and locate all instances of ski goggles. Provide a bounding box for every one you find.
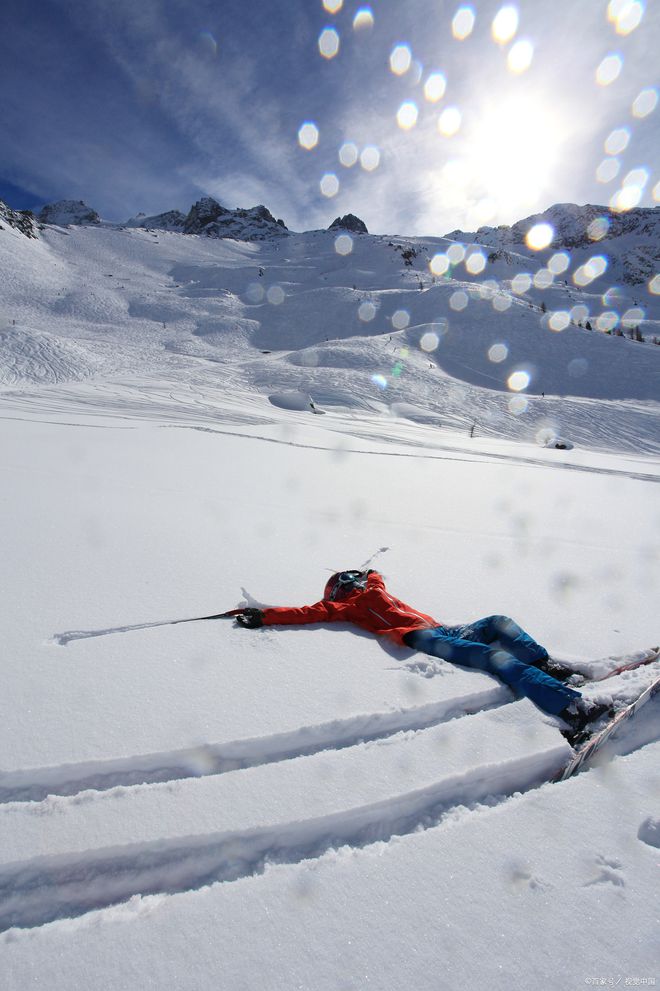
[324,570,367,601]
[337,571,364,585]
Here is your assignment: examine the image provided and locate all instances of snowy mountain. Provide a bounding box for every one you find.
[448,202,660,285]
[0,193,659,990]
[328,213,369,234]
[37,199,101,226]
[181,196,288,239]
[125,209,187,231]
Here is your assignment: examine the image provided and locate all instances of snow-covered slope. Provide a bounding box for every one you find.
[0,210,658,453]
[0,202,659,989]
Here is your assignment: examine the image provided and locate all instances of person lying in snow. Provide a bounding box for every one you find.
[233,569,609,736]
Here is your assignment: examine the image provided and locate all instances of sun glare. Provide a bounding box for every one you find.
[458,99,564,217]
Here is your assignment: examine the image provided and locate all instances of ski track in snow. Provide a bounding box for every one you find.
[0,729,564,933]
[0,689,509,804]
[1,683,659,934]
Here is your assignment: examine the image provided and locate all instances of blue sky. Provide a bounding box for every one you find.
[1,0,658,235]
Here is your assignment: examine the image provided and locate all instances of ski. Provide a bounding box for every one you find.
[555,672,660,781]
[586,645,660,682]
[563,645,660,686]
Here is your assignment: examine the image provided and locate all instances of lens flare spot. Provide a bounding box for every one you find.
[245,282,265,303]
[372,374,388,389]
[568,357,588,377]
[360,145,381,171]
[420,331,439,352]
[511,273,532,294]
[197,31,218,57]
[319,27,340,59]
[604,127,630,155]
[610,184,642,211]
[507,39,534,73]
[479,279,499,300]
[548,252,570,275]
[488,343,508,362]
[353,7,374,30]
[390,44,412,75]
[508,395,528,415]
[298,122,319,150]
[534,268,554,290]
[624,167,648,189]
[526,223,554,250]
[450,291,469,311]
[654,180,660,202]
[424,72,447,102]
[508,370,530,392]
[335,234,353,255]
[612,0,644,34]
[596,54,623,86]
[549,311,571,332]
[397,101,419,130]
[596,158,620,183]
[602,286,623,306]
[447,243,466,264]
[587,216,610,240]
[648,274,660,295]
[267,285,285,305]
[323,0,343,11]
[320,173,340,197]
[358,301,377,322]
[438,106,462,136]
[597,311,619,332]
[429,253,450,275]
[570,304,590,323]
[492,5,519,43]
[622,306,645,327]
[573,255,608,286]
[466,251,487,274]
[338,141,359,167]
[632,87,658,118]
[452,6,476,40]
[392,309,410,330]
[493,292,512,312]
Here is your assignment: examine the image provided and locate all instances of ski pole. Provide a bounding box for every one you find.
[170,609,244,625]
[51,609,246,646]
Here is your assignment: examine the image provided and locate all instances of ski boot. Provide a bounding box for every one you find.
[536,656,585,686]
[559,698,613,746]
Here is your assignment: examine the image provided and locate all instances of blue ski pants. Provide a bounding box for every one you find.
[404,614,581,716]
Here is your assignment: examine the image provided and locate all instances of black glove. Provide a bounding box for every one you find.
[235,608,264,629]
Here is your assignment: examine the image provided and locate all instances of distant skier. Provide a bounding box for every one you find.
[233,570,609,735]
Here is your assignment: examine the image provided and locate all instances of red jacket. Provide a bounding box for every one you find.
[261,571,439,646]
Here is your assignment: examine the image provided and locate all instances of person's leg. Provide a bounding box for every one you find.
[405,626,581,716]
[459,615,549,665]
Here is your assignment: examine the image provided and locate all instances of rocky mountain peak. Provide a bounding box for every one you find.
[0,200,40,238]
[328,214,368,234]
[38,200,101,226]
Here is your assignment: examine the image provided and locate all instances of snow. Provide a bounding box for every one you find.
[0,215,659,989]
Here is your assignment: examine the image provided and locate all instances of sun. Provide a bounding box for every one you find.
[434,96,567,227]
[469,98,566,223]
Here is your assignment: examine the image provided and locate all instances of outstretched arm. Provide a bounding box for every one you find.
[262,601,337,626]
[233,600,347,629]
